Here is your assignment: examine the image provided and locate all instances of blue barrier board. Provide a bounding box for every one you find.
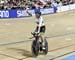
[0,7,57,18]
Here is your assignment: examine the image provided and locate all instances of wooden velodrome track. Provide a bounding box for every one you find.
[0,10,75,60]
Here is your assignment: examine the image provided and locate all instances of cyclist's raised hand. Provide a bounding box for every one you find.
[26,8,32,16]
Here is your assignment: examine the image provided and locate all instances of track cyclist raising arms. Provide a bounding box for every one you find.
[26,7,46,50]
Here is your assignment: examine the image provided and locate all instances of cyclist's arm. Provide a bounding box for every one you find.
[27,11,32,16]
[37,26,41,33]
[26,8,32,16]
[37,17,43,33]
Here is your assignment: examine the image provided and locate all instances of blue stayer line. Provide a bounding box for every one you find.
[64,55,75,60]
[0,32,75,46]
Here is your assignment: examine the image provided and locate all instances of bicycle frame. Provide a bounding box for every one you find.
[31,32,40,41]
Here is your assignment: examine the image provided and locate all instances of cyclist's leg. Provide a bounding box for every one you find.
[34,25,46,42]
[40,26,46,45]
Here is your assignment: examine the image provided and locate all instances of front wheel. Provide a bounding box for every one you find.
[31,40,39,56]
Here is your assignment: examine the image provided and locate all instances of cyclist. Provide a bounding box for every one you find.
[26,7,46,49]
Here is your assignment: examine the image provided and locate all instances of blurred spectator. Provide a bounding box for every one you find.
[0,0,74,10]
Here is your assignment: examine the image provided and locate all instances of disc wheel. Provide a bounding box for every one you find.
[31,40,39,56]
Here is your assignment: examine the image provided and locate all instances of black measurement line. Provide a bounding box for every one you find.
[0,32,75,46]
